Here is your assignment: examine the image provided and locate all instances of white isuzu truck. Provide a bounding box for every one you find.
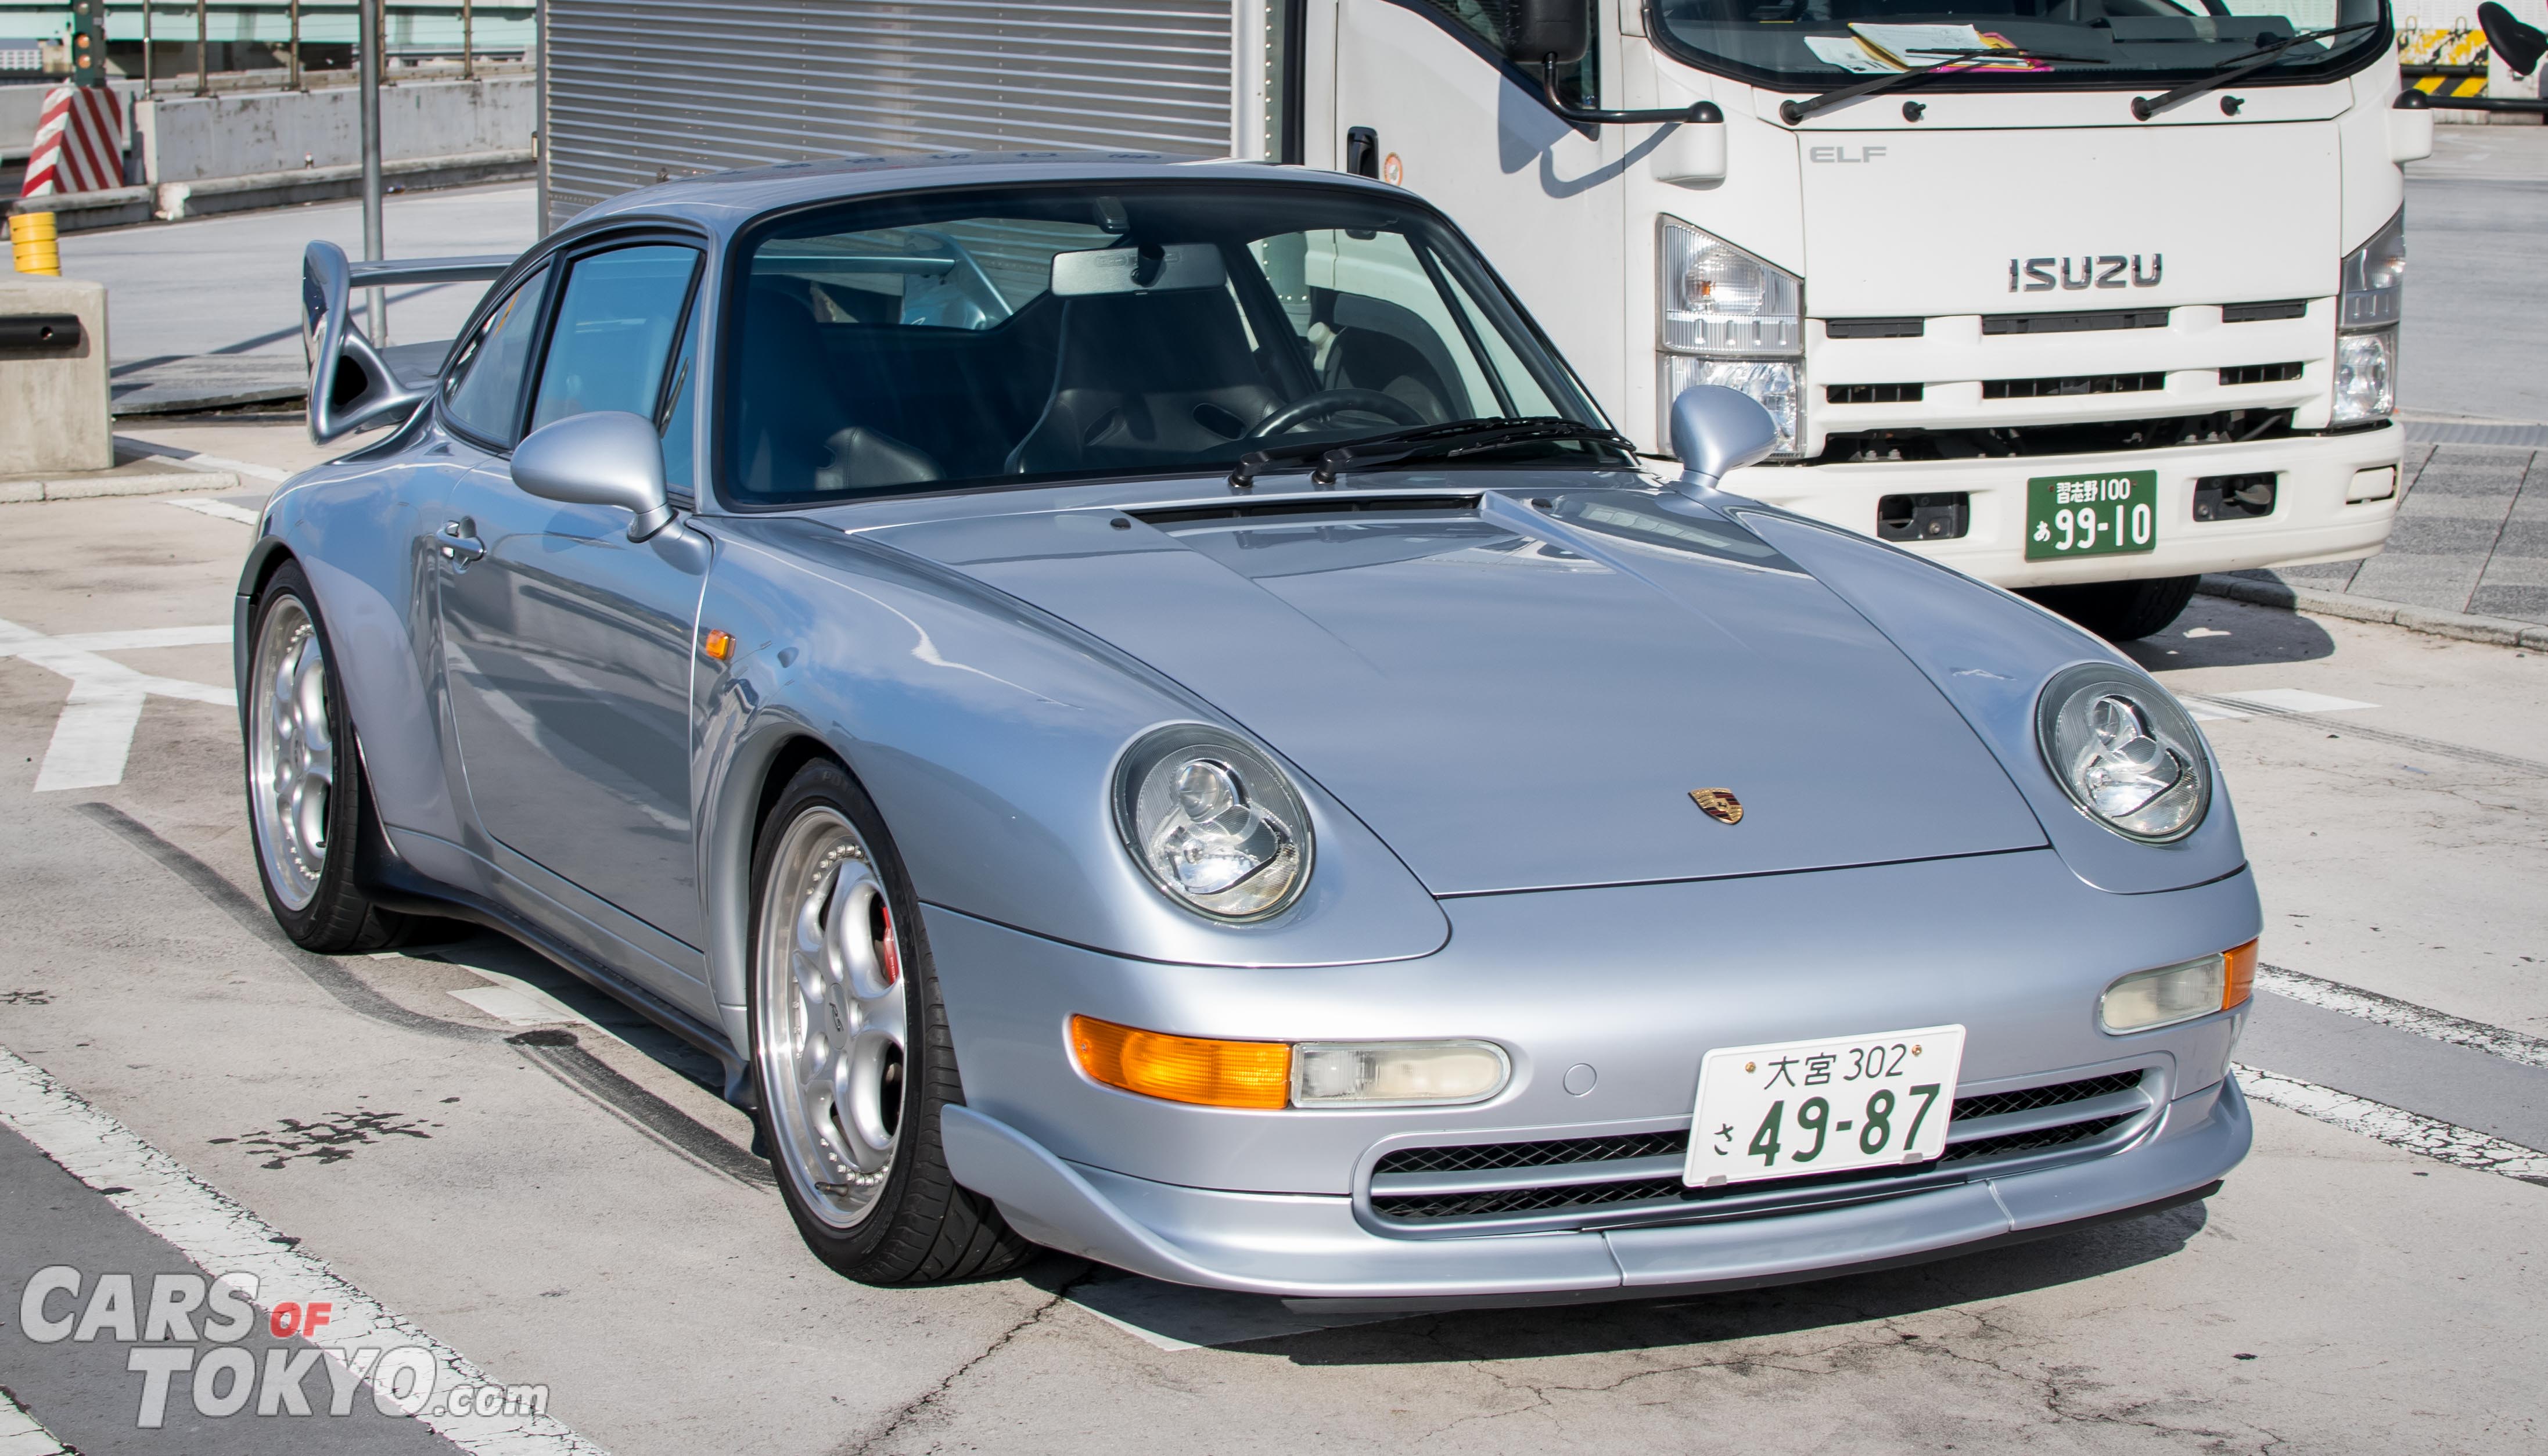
[537,0,2425,637]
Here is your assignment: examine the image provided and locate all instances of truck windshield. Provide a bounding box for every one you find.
[721,182,1613,506]
[1647,0,2389,92]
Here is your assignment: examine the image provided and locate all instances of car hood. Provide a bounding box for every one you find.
[868,483,2047,895]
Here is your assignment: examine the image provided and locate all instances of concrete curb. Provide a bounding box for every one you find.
[0,469,237,504]
[9,150,534,233]
[2197,573,2548,650]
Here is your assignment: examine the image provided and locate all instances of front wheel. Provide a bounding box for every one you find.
[749,758,1035,1285]
[2020,574,2201,642]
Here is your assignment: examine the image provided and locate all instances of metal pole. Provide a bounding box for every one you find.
[142,0,153,93]
[360,0,385,339]
[532,0,546,233]
[288,0,300,89]
[192,0,207,96]
[463,0,473,80]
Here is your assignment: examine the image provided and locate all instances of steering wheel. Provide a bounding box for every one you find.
[1244,388,1426,443]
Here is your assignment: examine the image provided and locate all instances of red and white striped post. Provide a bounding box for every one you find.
[12,86,126,275]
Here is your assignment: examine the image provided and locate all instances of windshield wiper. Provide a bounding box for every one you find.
[1778,47,2108,125]
[1226,417,1631,491]
[2129,20,2379,118]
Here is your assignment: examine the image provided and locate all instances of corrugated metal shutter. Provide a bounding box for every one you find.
[544,0,1238,230]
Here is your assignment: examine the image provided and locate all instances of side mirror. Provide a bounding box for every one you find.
[1501,0,1589,65]
[302,241,427,443]
[510,411,676,541]
[1666,385,1780,497]
[2480,2,2546,79]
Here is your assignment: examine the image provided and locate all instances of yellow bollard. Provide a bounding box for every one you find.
[10,212,62,276]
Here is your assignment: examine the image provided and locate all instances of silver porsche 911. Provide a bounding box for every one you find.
[246,153,2255,1307]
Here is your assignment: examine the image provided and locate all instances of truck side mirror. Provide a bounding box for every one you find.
[1667,385,1780,497]
[510,410,677,541]
[1502,0,1589,66]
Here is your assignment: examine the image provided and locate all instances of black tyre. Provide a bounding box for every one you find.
[243,561,426,952]
[747,757,1036,1285]
[2021,574,2201,642]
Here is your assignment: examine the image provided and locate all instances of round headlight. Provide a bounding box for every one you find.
[2034,664,2210,843]
[1115,726,1313,921]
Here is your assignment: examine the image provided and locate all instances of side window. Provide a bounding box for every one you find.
[657,286,705,499]
[529,244,703,434]
[1400,0,1593,104]
[443,265,552,446]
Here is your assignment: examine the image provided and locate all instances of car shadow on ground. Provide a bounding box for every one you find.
[2122,595,2338,675]
[1032,1200,2208,1362]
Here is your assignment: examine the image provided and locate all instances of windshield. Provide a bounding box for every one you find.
[1648,0,2389,92]
[720,182,1611,506]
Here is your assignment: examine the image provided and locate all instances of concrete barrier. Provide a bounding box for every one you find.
[135,77,533,184]
[0,276,113,476]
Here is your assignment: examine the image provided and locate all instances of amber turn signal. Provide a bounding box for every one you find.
[1069,1015,1289,1110]
[702,629,734,662]
[2223,938,2257,1011]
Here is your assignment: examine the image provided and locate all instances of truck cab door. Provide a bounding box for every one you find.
[1322,0,1627,414]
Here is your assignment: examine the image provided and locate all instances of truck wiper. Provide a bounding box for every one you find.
[1778,47,2108,125]
[1227,418,1631,490]
[2129,21,2379,118]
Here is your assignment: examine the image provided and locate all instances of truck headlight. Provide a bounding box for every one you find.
[2333,210,2402,425]
[1659,217,1803,456]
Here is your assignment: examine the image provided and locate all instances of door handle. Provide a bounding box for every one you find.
[436,518,485,566]
[1345,125,1379,179]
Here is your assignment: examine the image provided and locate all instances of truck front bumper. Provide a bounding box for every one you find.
[1723,422,2403,590]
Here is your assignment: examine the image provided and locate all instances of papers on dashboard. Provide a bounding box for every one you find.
[1804,23,2048,73]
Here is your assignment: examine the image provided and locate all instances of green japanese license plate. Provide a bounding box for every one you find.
[2026,469,2158,561]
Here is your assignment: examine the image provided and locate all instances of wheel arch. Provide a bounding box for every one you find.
[702,718,868,1074]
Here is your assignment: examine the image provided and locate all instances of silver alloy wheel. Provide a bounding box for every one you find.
[249,595,333,911]
[755,806,910,1229]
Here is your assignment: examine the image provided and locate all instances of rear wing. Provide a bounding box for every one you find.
[301,243,517,443]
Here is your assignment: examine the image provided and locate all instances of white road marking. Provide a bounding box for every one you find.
[167,497,263,526]
[0,1042,613,1455]
[2258,965,2548,1070]
[2186,688,2379,718]
[0,1386,73,1456]
[2184,699,2248,722]
[448,970,596,1031]
[0,617,235,792]
[116,436,293,484]
[2236,1064,2548,1184]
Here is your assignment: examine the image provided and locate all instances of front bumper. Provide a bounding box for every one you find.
[944,1075,2246,1310]
[1723,423,2403,590]
[928,849,2259,1305]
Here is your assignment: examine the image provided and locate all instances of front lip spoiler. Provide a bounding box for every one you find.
[1285,1180,2220,1314]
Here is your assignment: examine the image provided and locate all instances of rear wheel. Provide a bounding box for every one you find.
[2021,574,2201,642]
[749,758,1035,1285]
[245,562,425,952]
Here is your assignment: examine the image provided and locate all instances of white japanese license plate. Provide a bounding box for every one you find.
[1683,1025,1967,1188]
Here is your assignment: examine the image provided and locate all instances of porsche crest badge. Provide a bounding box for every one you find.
[1689,788,1744,825]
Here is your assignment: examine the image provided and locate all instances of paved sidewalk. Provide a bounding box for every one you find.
[2236,437,2547,628]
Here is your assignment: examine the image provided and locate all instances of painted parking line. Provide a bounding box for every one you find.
[167,497,264,526]
[0,1043,613,1455]
[0,1387,74,1456]
[2258,964,2548,1071]
[0,617,235,792]
[2181,689,2378,722]
[117,436,294,484]
[2183,689,2548,777]
[2236,1064,2548,1186]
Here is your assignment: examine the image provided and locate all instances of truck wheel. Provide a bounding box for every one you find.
[2021,575,2201,642]
[749,757,1037,1285]
[245,561,430,952]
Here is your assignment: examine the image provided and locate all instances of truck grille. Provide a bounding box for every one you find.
[1365,1070,2154,1232]
[1983,371,2164,401]
[2219,362,2305,387]
[1816,408,2295,463]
